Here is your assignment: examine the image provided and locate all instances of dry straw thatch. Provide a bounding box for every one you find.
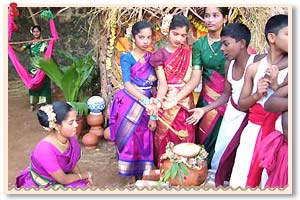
[28,6,288,116]
[84,6,288,112]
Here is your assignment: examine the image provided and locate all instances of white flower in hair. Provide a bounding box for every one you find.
[40,104,57,130]
[125,25,132,39]
[161,14,173,36]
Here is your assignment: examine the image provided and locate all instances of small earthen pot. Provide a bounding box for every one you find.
[160,159,208,186]
[86,114,104,126]
[103,126,114,145]
[82,132,99,150]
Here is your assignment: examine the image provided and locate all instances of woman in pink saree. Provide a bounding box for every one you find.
[16,101,93,189]
[150,15,195,167]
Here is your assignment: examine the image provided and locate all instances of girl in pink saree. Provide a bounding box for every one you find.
[16,101,93,189]
[150,15,195,167]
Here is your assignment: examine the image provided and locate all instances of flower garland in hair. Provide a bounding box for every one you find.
[161,14,173,36]
[125,23,133,40]
[40,105,57,130]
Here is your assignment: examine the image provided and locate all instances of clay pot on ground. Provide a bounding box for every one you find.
[82,132,99,150]
[104,126,114,145]
[86,113,104,138]
[82,113,104,149]
[160,159,208,186]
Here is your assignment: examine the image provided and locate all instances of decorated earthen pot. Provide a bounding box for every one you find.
[160,159,208,186]
[87,96,106,115]
[160,142,208,186]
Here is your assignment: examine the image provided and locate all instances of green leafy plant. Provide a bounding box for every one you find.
[160,161,189,185]
[37,53,96,116]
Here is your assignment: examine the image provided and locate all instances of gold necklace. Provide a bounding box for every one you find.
[55,135,68,147]
[207,35,220,58]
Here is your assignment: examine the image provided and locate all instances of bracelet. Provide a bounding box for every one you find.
[77,173,83,180]
[87,171,92,179]
[139,97,150,105]
[150,115,157,121]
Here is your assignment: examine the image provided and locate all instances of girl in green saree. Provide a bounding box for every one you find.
[187,7,229,167]
[14,25,51,111]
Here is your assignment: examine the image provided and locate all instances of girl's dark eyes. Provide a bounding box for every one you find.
[138,35,152,39]
[204,13,220,18]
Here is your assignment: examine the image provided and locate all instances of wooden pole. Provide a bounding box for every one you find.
[27,7,38,25]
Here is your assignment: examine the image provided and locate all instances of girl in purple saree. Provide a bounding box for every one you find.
[16,101,93,189]
[109,21,157,184]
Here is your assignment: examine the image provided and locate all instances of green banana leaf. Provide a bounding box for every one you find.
[69,102,88,116]
[37,59,63,89]
[61,65,80,102]
[37,53,96,116]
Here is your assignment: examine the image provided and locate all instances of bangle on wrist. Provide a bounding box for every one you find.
[150,115,157,121]
[77,173,83,180]
[139,97,150,105]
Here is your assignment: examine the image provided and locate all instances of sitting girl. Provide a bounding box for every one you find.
[16,101,93,188]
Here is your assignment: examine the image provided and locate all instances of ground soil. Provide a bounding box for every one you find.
[7,79,130,190]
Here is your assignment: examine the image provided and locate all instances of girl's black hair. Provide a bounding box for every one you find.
[131,20,153,38]
[264,14,288,44]
[37,101,73,128]
[30,25,42,34]
[169,14,190,32]
[221,22,251,47]
[204,7,229,17]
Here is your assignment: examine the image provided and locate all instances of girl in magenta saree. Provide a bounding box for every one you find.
[16,137,86,189]
[109,21,156,182]
[150,15,195,167]
[16,102,93,189]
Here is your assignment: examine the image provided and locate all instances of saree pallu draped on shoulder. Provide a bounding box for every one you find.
[110,52,155,176]
[15,137,87,188]
[154,46,195,167]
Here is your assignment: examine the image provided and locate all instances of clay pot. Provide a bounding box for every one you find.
[82,132,99,150]
[75,115,86,139]
[87,96,106,115]
[160,159,208,186]
[86,114,104,138]
[87,114,104,126]
[104,127,114,145]
[89,126,104,138]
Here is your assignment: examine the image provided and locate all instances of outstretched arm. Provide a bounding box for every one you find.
[186,61,231,125]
